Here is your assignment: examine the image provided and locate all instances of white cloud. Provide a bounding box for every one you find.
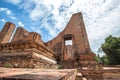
[13,0,120,56]
[18,22,24,27]
[30,6,45,21]
[0,7,18,20]
[0,8,11,15]
[0,8,7,11]
[10,16,17,20]
[86,2,120,49]
[0,19,6,22]
[5,0,22,5]
[6,9,11,15]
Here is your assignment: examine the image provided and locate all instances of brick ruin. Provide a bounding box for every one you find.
[0,22,15,43]
[0,12,97,69]
[0,22,56,68]
[46,12,97,68]
[0,12,120,80]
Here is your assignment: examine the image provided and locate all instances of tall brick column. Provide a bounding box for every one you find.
[0,22,15,43]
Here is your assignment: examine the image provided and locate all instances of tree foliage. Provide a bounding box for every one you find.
[101,35,120,65]
[95,54,109,65]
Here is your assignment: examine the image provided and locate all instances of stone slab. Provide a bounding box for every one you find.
[0,68,77,80]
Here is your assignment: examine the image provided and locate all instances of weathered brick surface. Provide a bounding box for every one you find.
[0,53,56,68]
[0,13,97,69]
[0,12,120,80]
[0,68,77,80]
[12,27,43,44]
[11,27,29,42]
[46,12,96,68]
[0,22,15,43]
[0,40,56,68]
[103,73,120,80]
[77,66,120,80]
[0,40,56,59]
[0,22,56,69]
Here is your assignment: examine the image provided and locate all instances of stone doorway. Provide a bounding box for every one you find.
[63,34,75,68]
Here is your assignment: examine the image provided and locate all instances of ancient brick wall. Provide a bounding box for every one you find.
[0,13,97,69]
[12,27,43,44]
[26,32,43,43]
[0,23,56,69]
[103,69,120,80]
[0,40,56,68]
[0,54,56,68]
[46,12,96,68]
[0,22,15,43]
[12,27,29,42]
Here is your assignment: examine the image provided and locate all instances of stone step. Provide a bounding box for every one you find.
[0,68,77,80]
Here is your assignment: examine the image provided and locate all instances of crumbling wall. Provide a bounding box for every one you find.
[12,27,43,44]
[46,12,96,68]
[0,23,56,69]
[103,69,120,80]
[0,54,56,68]
[11,27,29,42]
[0,40,56,68]
[0,12,97,69]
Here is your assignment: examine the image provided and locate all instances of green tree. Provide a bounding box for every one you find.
[100,55,109,65]
[95,54,101,63]
[102,35,120,65]
[95,54,109,65]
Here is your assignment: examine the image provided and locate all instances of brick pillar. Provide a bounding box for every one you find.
[0,22,15,43]
[12,27,29,42]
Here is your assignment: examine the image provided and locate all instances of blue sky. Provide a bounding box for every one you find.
[0,0,120,56]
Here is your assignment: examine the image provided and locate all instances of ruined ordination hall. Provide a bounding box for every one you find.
[0,12,119,80]
[46,12,97,68]
[0,12,96,69]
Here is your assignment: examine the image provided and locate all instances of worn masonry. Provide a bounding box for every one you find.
[0,12,97,68]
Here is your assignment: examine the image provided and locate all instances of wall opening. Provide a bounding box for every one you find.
[63,34,74,60]
[63,34,73,46]
[65,40,72,45]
